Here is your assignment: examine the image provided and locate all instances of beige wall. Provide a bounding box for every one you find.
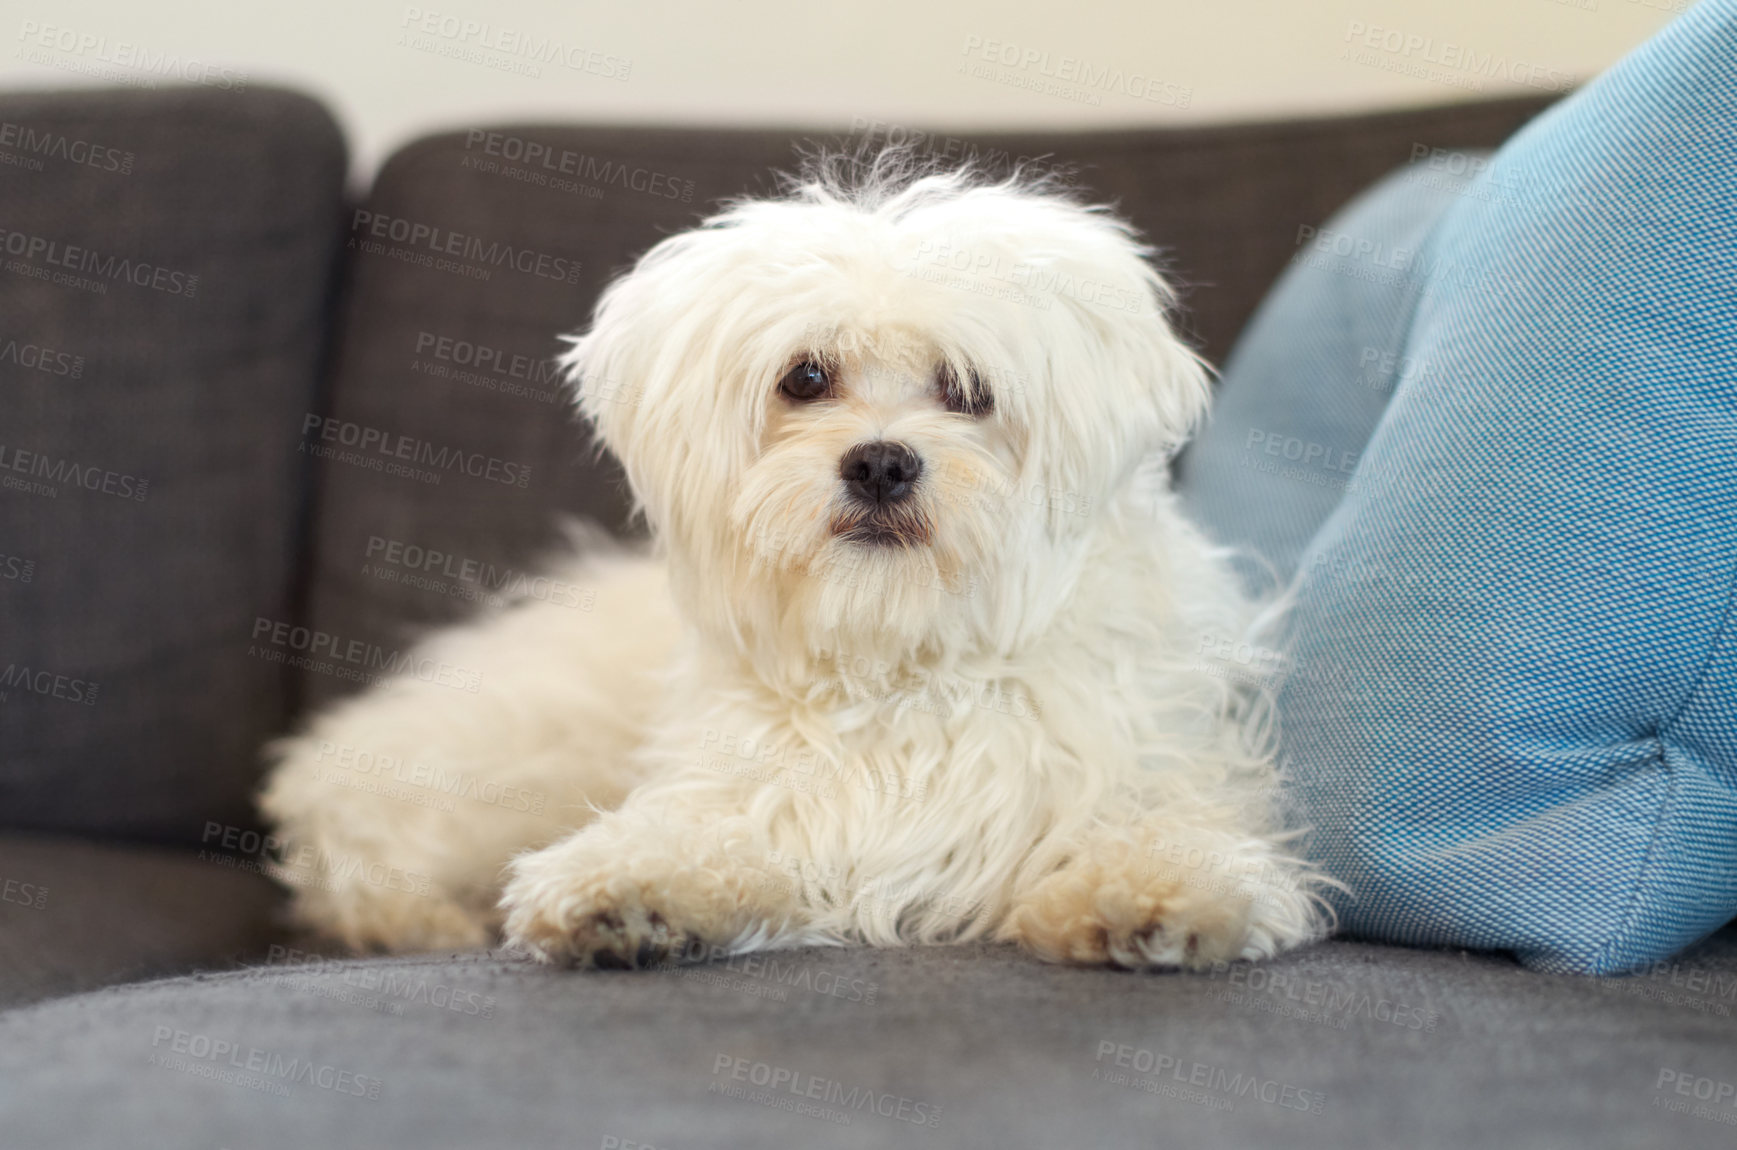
[4,0,1686,176]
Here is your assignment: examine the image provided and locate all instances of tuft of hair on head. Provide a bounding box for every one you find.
[761,141,1194,332]
[772,139,1082,219]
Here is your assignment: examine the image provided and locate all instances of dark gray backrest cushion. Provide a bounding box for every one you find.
[298,99,1553,710]
[0,87,346,845]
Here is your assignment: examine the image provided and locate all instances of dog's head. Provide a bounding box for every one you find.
[562,156,1209,663]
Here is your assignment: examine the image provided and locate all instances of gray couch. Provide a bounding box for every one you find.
[3,85,1733,1149]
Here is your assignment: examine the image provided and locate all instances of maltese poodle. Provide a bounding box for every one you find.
[260,154,1327,971]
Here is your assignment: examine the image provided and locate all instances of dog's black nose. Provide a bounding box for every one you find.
[840,441,922,505]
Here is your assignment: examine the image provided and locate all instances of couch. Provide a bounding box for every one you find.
[3,84,1733,1149]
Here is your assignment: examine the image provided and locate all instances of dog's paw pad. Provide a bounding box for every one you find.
[502,879,704,970]
[1006,860,1255,971]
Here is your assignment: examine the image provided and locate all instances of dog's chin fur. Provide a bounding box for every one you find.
[258,155,1333,971]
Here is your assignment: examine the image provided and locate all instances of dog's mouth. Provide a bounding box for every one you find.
[828,505,934,550]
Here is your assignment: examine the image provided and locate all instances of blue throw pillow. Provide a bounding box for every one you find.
[1181,0,1737,975]
[1182,147,1480,592]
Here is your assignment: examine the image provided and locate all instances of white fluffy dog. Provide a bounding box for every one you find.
[260,156,1327,971]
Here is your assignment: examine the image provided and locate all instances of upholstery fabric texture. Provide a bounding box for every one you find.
[0,834,286,1009]
[0,87,348,846]
[0,931,1732,1149]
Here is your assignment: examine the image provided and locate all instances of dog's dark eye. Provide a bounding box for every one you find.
[938,364,993,417]
[779,359,833,402]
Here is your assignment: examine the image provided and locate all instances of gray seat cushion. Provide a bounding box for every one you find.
[299,98,1554,710]
[3,931,1732,1148]
[0,87,348,846]
[0,834,287,1009]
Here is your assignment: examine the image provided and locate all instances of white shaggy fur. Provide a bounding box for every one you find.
[260,156,1329,971]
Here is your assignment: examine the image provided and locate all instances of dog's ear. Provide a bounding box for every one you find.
[1093,276,1213,463]
[1046,198,1211,461]
[971,191,1211,520]
[558,247,664,498]
[559,227,759,541]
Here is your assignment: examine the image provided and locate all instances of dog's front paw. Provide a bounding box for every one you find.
[499,825,785,969]
[1004,851,1249,970]
[1002,836,1323,971]
[503,876,696,969]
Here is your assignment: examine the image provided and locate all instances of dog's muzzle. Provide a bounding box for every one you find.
[833,440,931,548]
[840,440,922,506]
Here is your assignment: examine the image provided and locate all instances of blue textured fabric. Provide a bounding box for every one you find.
[1181,1,1737,975]
[1181,150,1476,591]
